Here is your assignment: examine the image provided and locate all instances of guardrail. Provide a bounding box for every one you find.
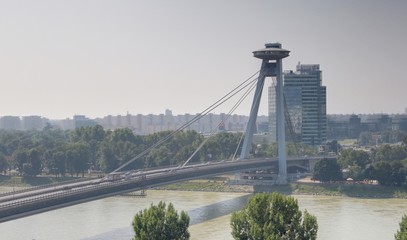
[0,179,127,209]
[0,177,94,198]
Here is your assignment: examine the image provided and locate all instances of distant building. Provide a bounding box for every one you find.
[363,114,392,132]
[126,112,132,127]
[257,121,269,133]
[0,111,269,134]
[269,63,327,146]
[21,116,46,130]
[73,115,97,129]
[268,85,277,142]
[135,114,143,134]
[393,115,407,132]
[116,115,123,128]
[327,114,407,141]
[105,115,113,129]
[348,114,361,139]
[327,116,348,140]
[164,109,174,131]
[0,116,21,130]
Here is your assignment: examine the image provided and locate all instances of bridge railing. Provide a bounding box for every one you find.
[0,176,145,210]
[0,177,97,198]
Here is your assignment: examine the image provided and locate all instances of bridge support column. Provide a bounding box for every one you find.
[275,58,287,184]
[239,43,290,184]
[239,60,267,159]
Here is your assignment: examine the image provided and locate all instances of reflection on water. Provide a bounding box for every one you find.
[0,187,406,240]
[188,194,251,225]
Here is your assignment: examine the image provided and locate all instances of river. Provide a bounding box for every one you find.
[0,187,406,240]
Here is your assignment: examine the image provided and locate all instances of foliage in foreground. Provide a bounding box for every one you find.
[395,214,407,240]
[230,192,318,240]
[132,201,190,240]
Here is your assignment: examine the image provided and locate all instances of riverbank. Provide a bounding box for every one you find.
[159,177,407,199]
[254,181,407,199]
[156,178,253,193]
[1,174,407,199]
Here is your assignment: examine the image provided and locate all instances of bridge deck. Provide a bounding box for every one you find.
[0,156,335,223]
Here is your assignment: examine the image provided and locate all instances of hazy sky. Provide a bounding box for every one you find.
[1,0,406,119]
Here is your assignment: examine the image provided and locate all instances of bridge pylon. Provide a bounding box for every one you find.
[240,43,290,184]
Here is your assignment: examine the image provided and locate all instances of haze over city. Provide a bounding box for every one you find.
[1,0,406,119]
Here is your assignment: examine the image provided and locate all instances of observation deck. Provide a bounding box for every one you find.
[253,43,290,60]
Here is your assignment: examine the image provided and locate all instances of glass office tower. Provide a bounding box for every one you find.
[269,63,327,146]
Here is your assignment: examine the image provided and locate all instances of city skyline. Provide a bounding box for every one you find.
[1,1,406,119]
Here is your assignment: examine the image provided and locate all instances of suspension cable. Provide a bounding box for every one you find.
[181,77,259,167]
[229,80,260,160]
[111,70,260,173]
[192,69,268,163]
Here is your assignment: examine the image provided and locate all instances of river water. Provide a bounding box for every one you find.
[0,187,406,240]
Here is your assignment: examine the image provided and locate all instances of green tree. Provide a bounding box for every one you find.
[0,152,8,174]
[395,215,407,240]
[337,149,371,180]
[98,142,119,173]
[32,126,69,150]
[254,139,270,158]
[146,145,173,167]
[374,145,407,162]
[370,161,406,186]
[71,125,106,168]
[313,158,342,182]
[114,140,139,166]
[338,149,370,169]
[231,193,318,240]
[66,142,91,177]
[25,148,42,176]
[97,129,142,172]
[203,132,241,160]
[110,127,136,143]
[171,130,203,163]
[44,150,67,177]
[12,148,28,175]
[0,130,33,155]
[326,140,341,154]
[346,164,364,180]
[12,148,42,176]
[132,201,190,240]
[381,131,406,144]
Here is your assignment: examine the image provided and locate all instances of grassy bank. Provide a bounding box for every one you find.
[255,182,407,198]
[158,176,407,199]
[158,177,253,193]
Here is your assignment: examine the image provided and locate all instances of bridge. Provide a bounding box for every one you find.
[0,43,333,223]
[0,156,334,223]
